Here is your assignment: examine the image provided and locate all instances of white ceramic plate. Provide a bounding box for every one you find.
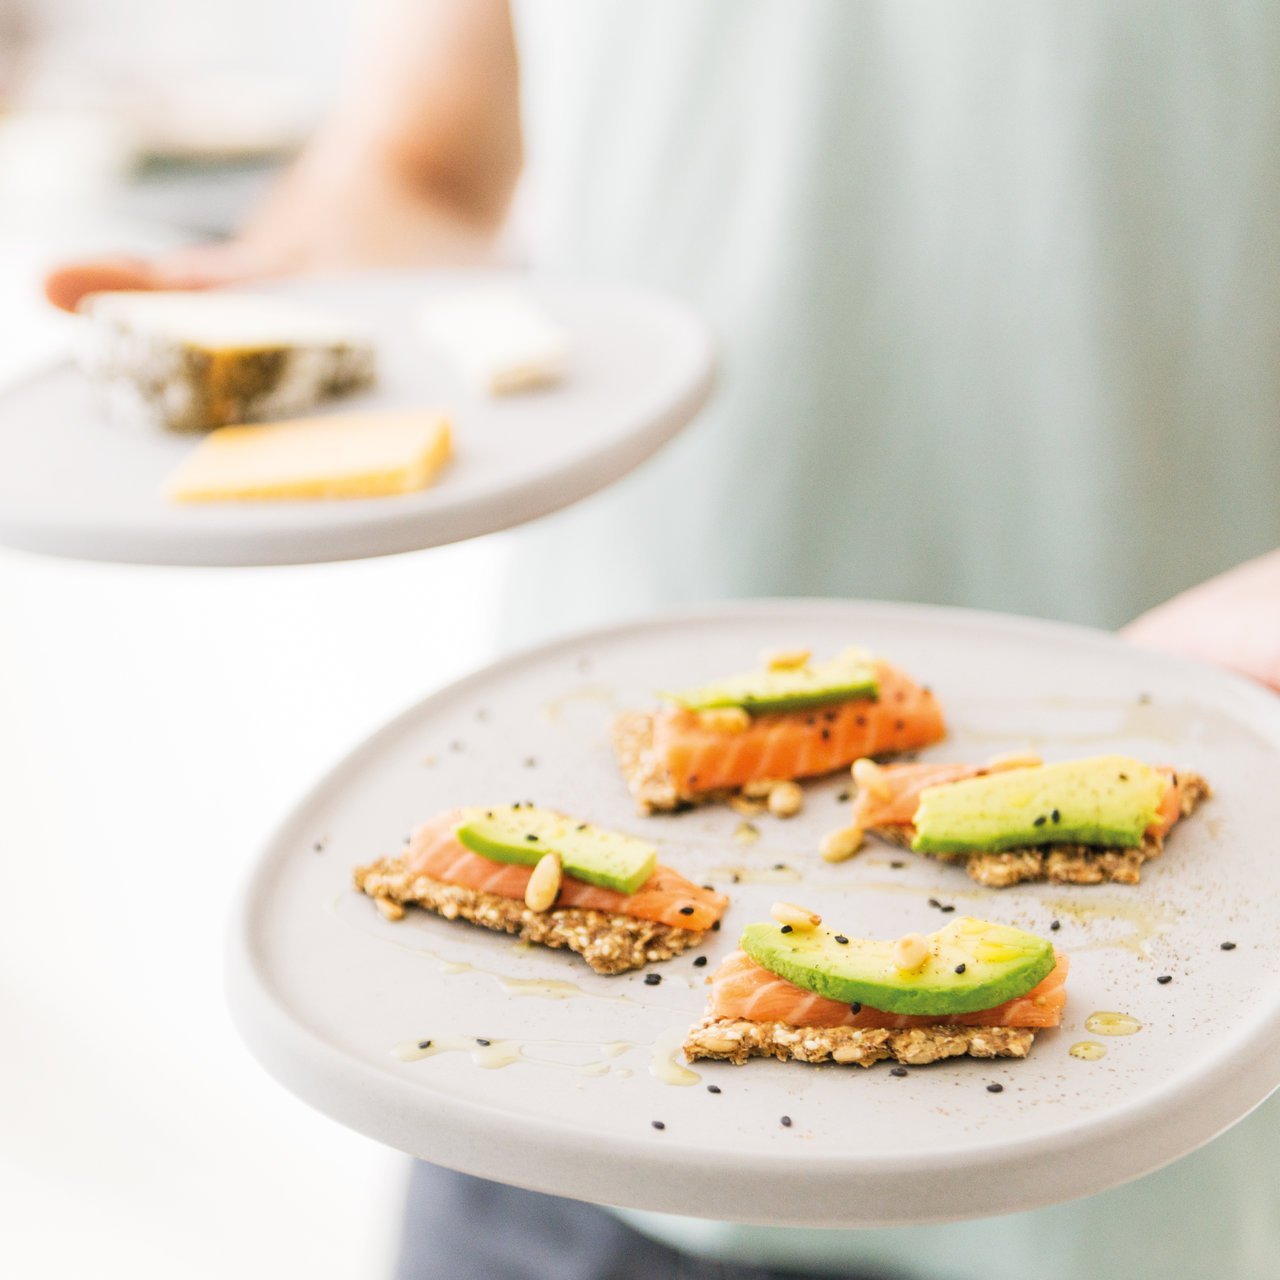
[0,270,712,566]
[227,600,1280,1227]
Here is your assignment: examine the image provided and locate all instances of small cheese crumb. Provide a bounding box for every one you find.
[165,409,452,502]
[418,288,569,394]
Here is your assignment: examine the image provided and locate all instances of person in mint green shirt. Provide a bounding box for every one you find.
[48,3,1280,1277]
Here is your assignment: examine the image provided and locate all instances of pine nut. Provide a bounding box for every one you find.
[767,781,804,819]
[729,794,767,817]
[525,852,562,912]
[374,896,405,922]
[697,706,751,733]
[892,932,929,971]
[820,824,864,862]
[762,647,812,671]
[852,757,891,801]
[832,1044,863,1063]
[986,752,1043,773]
[741,777,781,799]
[771,902,822,931]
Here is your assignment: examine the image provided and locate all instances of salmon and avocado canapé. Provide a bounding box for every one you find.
[354,808,728,974]
[684,914,1067,1069]
[849,754,1210,888]
[613,646,945,814]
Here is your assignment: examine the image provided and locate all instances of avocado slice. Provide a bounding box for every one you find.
[665,649,879,714]
[741,917,1055,1015]
[454,805,657,895]
[912,755,1166,856]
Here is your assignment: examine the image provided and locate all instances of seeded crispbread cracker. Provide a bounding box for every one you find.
[354,855,707,975]
[864,770,1210,887]
[683,1015,1036,1068]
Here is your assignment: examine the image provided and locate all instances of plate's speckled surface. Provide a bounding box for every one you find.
[227,601,1280,1226]
[0,270,712,566]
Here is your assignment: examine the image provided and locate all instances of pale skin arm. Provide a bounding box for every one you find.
[44,0,522,311]
[1122,549,1280,693]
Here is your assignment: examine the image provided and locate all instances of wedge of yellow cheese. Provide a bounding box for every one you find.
[165,410,453,503]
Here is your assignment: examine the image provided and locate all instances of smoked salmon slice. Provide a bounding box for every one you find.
[851,759,1196,844]
[650,661,945,799]
[706,949,1069,1030]
[405,811,728,931]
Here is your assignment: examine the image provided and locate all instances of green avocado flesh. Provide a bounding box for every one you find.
[911,755,1166,856]
[740,917,1056,1015]
[454,806,657,895]
[665,648,879,714]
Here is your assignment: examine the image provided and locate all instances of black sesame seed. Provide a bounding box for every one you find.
[955,963,966,974]
[525,833,539,842]
[1051,809,1061,823]
[1033,815,1047,828]
[889,1066,908,1077]
[780,1115,793,1128]
[850,1002,862,1014]
[651,1120,665,1131]
[894,719,906,732]
[940,904,955,913]
[693,955,708,967]
[476,1038,491,1047]
[986,1083,1004,1094]
[1157,975,1173,984]
[644,973,662,986]
[780,924,793,934]
[1221,941,1237,951]
[835,935,849,945]
[679,906,695,916]
[577,823,589,832]
[820,728,831,741]
[837,789,852,803]
[890,860,906,869]
[1050,920,1061,932]
[773,862,786,871]
[928,897,941,908]
[856,715,867,727]
[711,920,721,931]
[1119,772,1129,782]
[707,1084,721,1094]
[417,1040,432,1050]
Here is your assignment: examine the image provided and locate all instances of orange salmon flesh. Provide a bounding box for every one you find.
[850,760,1190,844]
[706,950,1069,1029]
[404,811,728,930]
[653,662,945,798]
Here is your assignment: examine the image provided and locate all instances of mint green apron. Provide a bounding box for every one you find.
[504,3,1280,1274]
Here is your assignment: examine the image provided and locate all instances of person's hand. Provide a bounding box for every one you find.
[43,159,501,313]
[1122,549,1280,693]
[44,0,523,312]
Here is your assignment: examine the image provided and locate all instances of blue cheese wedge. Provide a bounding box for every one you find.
[417,288,569,394]
[79,291,376,434]
[165,410,452,502]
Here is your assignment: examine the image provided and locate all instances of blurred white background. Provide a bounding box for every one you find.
[0,2,513,1276]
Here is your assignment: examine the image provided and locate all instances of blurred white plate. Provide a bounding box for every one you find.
[226,600,1280,1227]
[0,269,713,566]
